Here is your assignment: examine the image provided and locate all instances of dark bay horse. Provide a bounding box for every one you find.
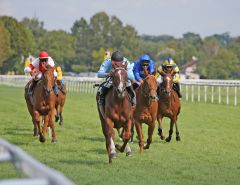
[24,65,57,143]
[133,75,158,152]
[55,81,67,125]
[96,63,133,163]
[157,71,181,142]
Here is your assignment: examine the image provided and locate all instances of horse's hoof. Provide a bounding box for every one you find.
[176,136,181,141]
[143,145,150,150]
[160,135,165,140]
[165,137,171,142]
[110,152,117,159]
[126,151,132,157]
[115,144,124,152]
[59,121,63,126]
[39,137,45,143]
[55,115,59,122]
[51,140,58,144]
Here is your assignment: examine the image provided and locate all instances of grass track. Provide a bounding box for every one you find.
[0,85,240,185]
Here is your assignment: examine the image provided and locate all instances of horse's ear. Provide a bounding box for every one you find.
[170,70,175,76]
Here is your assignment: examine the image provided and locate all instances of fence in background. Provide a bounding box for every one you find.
[0,75,239,106]
[0,138,75,185]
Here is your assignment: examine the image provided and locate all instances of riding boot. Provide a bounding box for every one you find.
[28,80,37,96]
[53,84,59,97]
[126,86,136,106]
[58,80,65,94]
[174,83,182,98]
[98,86,109,117]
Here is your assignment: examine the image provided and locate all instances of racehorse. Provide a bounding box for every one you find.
[133,74,158,152]
[96,62,133,163]
[24,65,57,143]
[55,81,67,125]
[157,70,181,142]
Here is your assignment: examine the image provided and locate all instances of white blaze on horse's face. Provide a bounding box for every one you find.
[165,76,172,94]
[118,70,123,90]
[115,69,126,98]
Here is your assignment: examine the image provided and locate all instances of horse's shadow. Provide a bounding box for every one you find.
[59,159,103,165]
[78,136,104,142]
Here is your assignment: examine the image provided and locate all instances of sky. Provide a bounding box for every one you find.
[0,0,240,38]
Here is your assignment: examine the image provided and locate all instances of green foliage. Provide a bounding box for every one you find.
[38,30,76,67]
[1,85,240,185]
[0,21,12,67]
[1,13,240,79]
[0,16,36,74]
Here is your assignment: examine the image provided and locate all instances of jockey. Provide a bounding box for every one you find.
[133,54,156,89]
[24,51,59,96]
[56,65,65,94]
[156,57,182,98]
[97,50,136,107]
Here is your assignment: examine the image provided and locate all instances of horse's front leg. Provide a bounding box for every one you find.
[157,114,165,140]
[144,120,156,150]
[166,117,175,142]
[175,116,181,141]
[134,119,144,153]
[42,115,48,140]
[115,119,131,153]
[34,111,45,143]
[49,109,57,143]
[105,117,114,163]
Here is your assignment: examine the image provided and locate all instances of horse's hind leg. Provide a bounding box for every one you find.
[116,119,131,153]
[157,114,165,140]
[125,143,132,157]
[166,118,175,142]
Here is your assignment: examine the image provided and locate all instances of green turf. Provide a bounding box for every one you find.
[0,85,240,185]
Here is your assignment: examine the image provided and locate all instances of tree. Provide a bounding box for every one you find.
[38,30,76,70]
[0,16,36,74]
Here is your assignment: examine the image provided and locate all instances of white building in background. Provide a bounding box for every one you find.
[180,56,200,80]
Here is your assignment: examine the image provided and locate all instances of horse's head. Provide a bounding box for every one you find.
[142,75,158,101]
[161,71,174,97]
[42,65,55,96]
[111,62,128,98]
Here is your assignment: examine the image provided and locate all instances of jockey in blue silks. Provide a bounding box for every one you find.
[133,54,156,88]
[97,51,136,110]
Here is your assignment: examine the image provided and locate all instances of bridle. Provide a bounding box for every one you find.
[141,75,158,101]
[42,67,55,97]
[160,72,174,97]
[111,67,127,97]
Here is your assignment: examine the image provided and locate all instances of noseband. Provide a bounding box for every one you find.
[42,70,54,97]
[141,76,158,101]
[112,67,127,96]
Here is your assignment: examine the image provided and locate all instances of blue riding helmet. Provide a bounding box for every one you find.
[140,54,151,63]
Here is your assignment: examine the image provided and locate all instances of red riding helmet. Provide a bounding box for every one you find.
[39,51,49,59]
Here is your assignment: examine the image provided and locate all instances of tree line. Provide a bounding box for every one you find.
[0,11,240,79]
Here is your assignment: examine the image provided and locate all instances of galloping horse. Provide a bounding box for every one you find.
[133,75,158,152]
[24,65,57,143]
[157,71,181,142]
[55,81,67,125]
[96,62,133,163]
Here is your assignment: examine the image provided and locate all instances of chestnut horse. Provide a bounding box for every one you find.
[133,75,158,152]
[96,63,133,163]
[55,81,67,125]
[24,65,57,143]
[157,71,181,142]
